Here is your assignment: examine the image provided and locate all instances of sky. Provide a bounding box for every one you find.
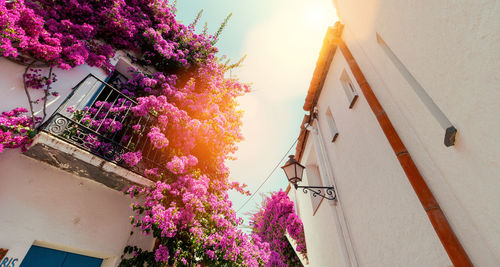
[176,0,338,228]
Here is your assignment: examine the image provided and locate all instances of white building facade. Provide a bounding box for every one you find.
[0,54,155,266]
[290,1,499,266]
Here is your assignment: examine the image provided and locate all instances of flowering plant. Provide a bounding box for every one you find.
[1,0,274,265]
[250,191,308,266]
[116,59,270,266]
[0,107,38,152]
[1,0,217,131]
[0,0,213,70]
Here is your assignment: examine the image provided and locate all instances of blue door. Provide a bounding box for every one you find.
[20,246,102,267]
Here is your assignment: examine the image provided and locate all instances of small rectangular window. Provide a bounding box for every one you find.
[340,70,358,108]
[326,107,339,142]
[305,165,324,214]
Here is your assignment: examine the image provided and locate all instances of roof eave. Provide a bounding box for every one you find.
[303,22,343,112]
[296,23,343,163]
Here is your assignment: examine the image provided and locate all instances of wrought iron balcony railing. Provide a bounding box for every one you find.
[40,73,167,179]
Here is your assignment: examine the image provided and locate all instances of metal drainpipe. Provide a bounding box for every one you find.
[306,118,359,267]
[336,39,472,267]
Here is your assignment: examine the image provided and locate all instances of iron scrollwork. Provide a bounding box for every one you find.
[46,115,70,135]
[294,184,337,200]
[38,74,169,179]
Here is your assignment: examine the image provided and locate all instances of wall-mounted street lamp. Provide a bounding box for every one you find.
[281,155,336,200]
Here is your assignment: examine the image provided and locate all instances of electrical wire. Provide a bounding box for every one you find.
[235,138,298,214]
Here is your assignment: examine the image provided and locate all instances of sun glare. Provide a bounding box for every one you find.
[305,3,335,28]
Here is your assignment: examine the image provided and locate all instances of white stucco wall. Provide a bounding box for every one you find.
[332,0,500,265]
[0,55,154,266]
[0,150,154,266]
[296,49,451,266]
[291,149,347,267]
[0,58,109,124]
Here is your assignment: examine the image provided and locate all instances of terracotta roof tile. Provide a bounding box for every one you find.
[295,23,343,162]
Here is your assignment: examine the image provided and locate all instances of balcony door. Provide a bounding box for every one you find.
[86,71,128,107]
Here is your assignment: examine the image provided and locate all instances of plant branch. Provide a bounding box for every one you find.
[41,66,53,123]
[211,13,232,45]
[22,60,37,127]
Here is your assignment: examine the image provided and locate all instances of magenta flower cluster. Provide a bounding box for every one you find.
[126,176,270,266]
[250,191,308,266]
[0,107,39,152]
[1,0,215,71]
[122,151,142,167]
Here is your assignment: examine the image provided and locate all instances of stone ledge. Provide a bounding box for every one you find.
[23,132,154,191]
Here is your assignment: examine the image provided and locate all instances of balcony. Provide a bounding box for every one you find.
[24,74,165,190]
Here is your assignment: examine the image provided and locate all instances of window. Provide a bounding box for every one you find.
[325,107,339,142]
[340,69,358,108]
[305,165,324,214]
[87,56,136,107]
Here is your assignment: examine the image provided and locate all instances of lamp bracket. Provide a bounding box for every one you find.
[294,184,336,200]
